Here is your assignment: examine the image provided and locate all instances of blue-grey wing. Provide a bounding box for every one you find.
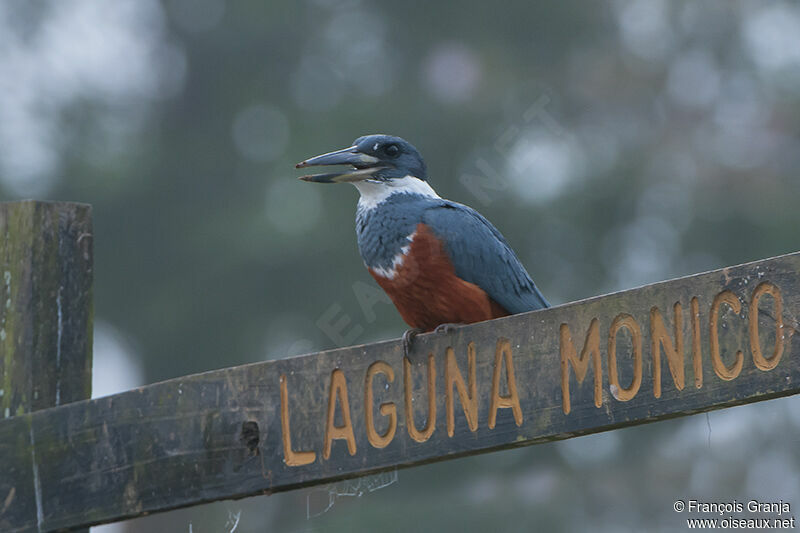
[421,201,549,313]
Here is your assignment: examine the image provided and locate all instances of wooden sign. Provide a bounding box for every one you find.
[1,252,799,531]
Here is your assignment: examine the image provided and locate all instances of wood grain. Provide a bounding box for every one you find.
[0,201,93,533]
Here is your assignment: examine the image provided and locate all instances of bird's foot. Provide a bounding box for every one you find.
[433,322,465,335]
[402,328,424,360]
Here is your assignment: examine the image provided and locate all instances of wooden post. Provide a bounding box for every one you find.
[0,201,93,532]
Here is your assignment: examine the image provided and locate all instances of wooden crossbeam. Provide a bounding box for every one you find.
[2,250,799,532]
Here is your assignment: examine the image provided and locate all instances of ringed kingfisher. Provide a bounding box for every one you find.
[296,134,549,353]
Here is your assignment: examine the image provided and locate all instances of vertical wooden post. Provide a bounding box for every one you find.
[0,201,92,531]
[0,200,93,415]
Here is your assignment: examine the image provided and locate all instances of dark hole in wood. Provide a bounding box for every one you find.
[240,421,260,453]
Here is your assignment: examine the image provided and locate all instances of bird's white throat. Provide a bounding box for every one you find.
[353,175,440,210]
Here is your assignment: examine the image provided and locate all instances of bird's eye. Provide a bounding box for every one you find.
[383,144,400,157]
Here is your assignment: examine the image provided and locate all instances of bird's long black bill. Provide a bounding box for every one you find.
[296,145,384,183]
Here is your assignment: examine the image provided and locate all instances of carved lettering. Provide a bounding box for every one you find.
[710,290,744,381]
[323,369,356,459]
[278,269,795,470]
[404,355,437,443]
[280,374,316,466]
[607,314,642,401]
[445,343,478,437]
[691,297,703,388]
[749,282,785,371]
[365,361,397,449]
[651,303,685,398]
[489,339,523,428]
[560,319,602,414]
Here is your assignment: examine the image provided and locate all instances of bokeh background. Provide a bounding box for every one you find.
[2,0,800,531]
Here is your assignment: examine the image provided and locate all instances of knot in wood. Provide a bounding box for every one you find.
[240,421,260,453]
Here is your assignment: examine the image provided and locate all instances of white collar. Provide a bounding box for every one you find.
[353,175,440,210]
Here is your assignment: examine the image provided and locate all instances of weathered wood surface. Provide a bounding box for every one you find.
[2,251,799,532]
[0,201,93,533]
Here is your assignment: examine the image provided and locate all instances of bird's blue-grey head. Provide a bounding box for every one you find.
[295,134,428,183]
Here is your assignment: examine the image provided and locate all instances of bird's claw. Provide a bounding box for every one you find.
[403,324,464,359]
[402,328,424,360]
[433,322,464,335]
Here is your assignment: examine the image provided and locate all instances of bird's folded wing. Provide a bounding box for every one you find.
[422,201,550,314]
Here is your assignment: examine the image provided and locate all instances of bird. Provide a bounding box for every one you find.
[296,134,549,354]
